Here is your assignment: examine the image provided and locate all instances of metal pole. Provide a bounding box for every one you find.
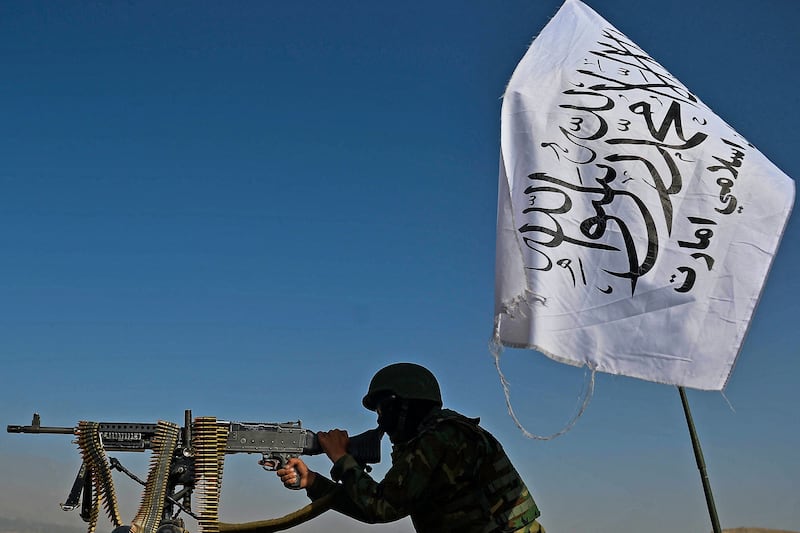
[678,386,722,533]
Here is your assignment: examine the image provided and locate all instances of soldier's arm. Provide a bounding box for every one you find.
[326,430,448,523]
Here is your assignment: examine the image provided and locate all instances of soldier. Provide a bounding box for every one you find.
[277,362,545,532]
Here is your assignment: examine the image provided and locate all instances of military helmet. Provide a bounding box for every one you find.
[362,362,442,410]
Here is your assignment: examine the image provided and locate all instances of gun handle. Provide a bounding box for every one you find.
[287,464,302,489]
[261,454,303,489]
[346,428,383,465]
[303,427,383,466]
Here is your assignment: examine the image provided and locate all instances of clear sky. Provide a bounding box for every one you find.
[1,1,798,533]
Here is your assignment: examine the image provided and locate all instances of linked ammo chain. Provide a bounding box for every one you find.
[76,417,229,533]
[77,421,124,533]
[130,421,181,533]
[193,417,228,533]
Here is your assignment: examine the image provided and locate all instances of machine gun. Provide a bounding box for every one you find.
[7,410,383,533]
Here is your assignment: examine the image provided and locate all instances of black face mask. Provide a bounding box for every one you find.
[376,396,403,439]
[376,397,438,444]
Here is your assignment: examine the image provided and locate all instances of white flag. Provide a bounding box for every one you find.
[494,0,795,390]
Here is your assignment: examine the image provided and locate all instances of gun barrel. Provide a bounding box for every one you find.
[7,413,75,435]
[7,424,75,434]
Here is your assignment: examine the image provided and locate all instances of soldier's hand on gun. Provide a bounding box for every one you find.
[276,457,315,490]
[316,429,349,463]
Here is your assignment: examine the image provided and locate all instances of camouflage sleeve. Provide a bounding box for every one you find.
[306,472,338,501]
[305,468,374,522]
[325,432,445,524]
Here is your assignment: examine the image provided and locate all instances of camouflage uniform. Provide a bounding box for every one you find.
[306,408,543,533]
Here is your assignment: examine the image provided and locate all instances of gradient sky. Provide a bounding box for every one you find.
[1,1,798,532]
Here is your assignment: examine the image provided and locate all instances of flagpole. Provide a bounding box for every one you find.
[678,386,722,533]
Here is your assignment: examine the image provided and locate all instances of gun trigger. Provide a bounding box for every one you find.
[258,454,279,471]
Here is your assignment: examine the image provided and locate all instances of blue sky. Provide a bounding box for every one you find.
[1,1,798,532]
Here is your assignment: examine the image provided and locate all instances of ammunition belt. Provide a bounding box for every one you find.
[74,417,235,533]
[193,417,228,533]
[131,421,181,533]
[77,421,123,533]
